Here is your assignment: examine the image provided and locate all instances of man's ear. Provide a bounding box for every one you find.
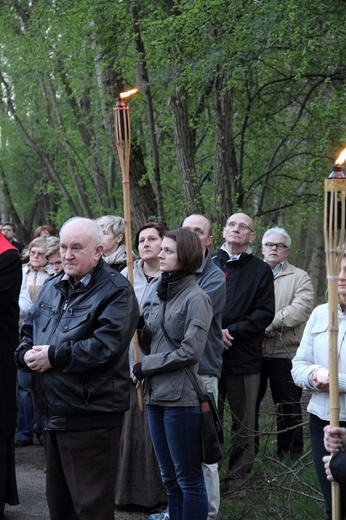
[249,232,256,244]
[206,235,214,248]
[95,245,104,258]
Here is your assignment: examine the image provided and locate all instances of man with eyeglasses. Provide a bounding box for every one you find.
[255,227,314,461]
[212,213,275,496]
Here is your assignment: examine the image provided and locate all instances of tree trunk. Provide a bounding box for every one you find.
[213,74,237,226]
[128,144,158,233]
[168,90,203,215]
[133,2,164,221]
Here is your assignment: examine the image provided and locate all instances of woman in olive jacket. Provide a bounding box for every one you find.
[133,228,213,520]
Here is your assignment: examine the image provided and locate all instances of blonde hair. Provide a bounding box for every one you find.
[45,237,60,259]
[96,215,125,244]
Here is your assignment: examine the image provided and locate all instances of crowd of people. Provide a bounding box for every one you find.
[0,212,345,520]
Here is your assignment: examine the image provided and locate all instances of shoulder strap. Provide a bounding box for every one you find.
[159,303,206,403]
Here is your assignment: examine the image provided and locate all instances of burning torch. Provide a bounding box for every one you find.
[323,148,346,520]
[114,88,143,410]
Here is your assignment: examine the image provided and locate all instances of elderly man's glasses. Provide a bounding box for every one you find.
[226,221,254,232]
[264,242,288,250]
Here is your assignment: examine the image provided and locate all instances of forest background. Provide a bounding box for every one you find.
[1,0,346,302]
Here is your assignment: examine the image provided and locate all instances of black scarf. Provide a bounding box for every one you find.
[156,270,190,301]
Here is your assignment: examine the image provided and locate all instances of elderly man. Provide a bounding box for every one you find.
[15,217,139,520]
[212,213,275,493]
[255,227,314,460]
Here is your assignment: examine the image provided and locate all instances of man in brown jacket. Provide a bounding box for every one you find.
[255,226,314,460]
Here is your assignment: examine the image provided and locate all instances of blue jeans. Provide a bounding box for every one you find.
[309,414,346,520]
[148,405,208,520]
[17,370,43,443]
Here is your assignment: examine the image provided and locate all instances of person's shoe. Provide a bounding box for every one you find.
[15,439,33,448]
[148,509,170,520]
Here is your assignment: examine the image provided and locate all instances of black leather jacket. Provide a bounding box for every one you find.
[15,259,139,430]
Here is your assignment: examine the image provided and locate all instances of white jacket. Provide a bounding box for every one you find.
[291,303,346,421]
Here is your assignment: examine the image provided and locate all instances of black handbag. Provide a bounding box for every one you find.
[159,306,223,465]
[184,367,224,464]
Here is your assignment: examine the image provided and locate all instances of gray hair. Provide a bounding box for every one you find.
[60,217,104,247]
[28,236,52,252]
[96,215,125,244]
[262,227,291,247]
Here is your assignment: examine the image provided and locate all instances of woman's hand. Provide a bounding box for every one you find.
[132,362,145,388]
[312,368,329,392]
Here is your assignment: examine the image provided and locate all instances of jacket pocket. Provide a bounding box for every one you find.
[33,303,55,332]
[311,322,328,335]
[60,307,91,333]
[151,371,184,401]
[167,313,185,342]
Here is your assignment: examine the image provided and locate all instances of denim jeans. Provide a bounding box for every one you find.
[309,413,346,520]
[17,370,43,443]
[148,405,208,520]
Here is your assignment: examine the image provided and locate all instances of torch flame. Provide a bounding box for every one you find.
[335,147,346,166]
[120,88,138,100]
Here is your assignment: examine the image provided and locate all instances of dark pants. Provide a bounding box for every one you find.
[255,357,304,457]
[17,370,43,443]
[148,405,208,520]
[45,428,121,520]
[218,372,260,480]
[309,414,346,520]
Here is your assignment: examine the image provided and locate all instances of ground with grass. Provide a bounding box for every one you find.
[218,389,325,519]
[7,389,325,519]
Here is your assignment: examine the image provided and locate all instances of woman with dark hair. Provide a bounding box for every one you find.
[132,228,213,520]
[115,222,167,510]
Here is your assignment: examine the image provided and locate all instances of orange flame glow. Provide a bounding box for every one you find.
[120,88,138,100]
[335,147,346,166]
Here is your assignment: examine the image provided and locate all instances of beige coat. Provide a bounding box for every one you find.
[263,260,314,357]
